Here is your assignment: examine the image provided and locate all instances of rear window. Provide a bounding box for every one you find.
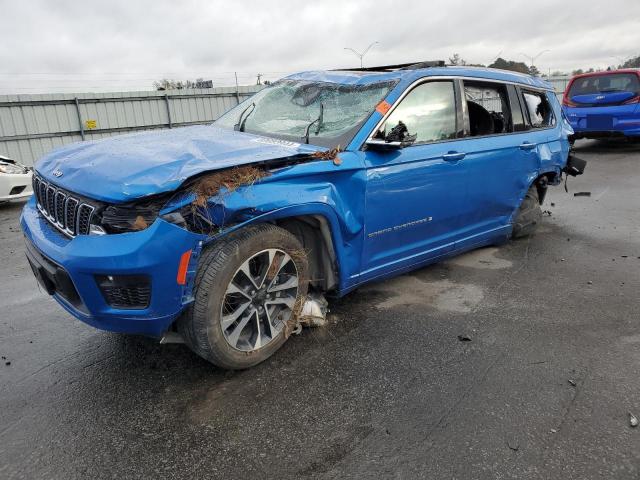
[568,73,640,96]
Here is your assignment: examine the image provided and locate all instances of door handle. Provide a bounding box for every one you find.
[442,151,466,162]
[520,142,537,150]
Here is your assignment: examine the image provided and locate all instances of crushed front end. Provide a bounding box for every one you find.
[20,176,205,336]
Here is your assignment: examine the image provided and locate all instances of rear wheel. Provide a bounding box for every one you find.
[178,224,308,369]
[512,185,542,238]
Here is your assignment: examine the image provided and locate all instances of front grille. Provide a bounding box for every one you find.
[95,275,151,309]
[33,174,95,237]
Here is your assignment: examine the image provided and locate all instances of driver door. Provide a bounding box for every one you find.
[360,80,470,282]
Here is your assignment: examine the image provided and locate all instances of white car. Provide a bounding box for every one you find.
[0,155,33,203]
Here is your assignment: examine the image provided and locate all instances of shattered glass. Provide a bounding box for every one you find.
[215,79,395,147]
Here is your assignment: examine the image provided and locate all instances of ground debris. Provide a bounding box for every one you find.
[311,145,342,165]
[574,191,591,197]
[568,379,576,387]
[629,412,639,428]
[457,335,472,342]
[132,215,148,231]
[285,291,329,337]
[542,210,552,216]
[507,440,520,452]
[192,165,270,207]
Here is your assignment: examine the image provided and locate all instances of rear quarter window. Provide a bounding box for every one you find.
[521,90,555,128]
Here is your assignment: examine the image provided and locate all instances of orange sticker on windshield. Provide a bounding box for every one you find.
[376,100,391,115]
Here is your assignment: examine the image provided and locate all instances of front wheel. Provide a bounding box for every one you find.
[178,224,309,369]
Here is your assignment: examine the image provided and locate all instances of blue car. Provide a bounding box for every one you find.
[562,69,640,140]
[21,62,579,368]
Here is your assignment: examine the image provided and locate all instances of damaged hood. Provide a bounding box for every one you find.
[35,126,323,203]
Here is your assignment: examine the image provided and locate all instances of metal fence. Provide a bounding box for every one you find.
[546,75,571,96]
[0,74,574,167]
[0,85,263,166]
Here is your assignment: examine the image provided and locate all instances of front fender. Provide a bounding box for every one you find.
[165,156,368,293]
[218,202,358,291]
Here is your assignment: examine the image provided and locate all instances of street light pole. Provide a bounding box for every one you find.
[344,41,380,68]
[519,49,551,73]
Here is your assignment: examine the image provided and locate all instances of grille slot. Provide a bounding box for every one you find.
[33,174,95,237]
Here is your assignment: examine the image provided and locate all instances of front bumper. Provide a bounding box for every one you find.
[20,197,204,336]
[0,171,33,201]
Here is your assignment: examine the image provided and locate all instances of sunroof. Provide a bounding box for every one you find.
[335,60,446,72]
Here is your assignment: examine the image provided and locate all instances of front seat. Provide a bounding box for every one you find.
[467,101,494,136]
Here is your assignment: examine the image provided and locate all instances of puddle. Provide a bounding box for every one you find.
[366,275,484,313]
[445,247,512,270]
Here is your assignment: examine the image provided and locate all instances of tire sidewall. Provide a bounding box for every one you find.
[194,226,308,369]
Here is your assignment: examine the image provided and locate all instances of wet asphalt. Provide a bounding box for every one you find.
[1,139,639,479]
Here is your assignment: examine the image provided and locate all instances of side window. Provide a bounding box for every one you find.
[463,81,511,136]
[375,81,457,144]
[507,86,527,132]
[521,90,555,128]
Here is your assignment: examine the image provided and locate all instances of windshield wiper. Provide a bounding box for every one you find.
[302,103,324,144]
[234,102,255,132]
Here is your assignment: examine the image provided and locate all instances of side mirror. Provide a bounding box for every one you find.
[365,139,404,151]
[365,137,417,151]
[366,121,417,151]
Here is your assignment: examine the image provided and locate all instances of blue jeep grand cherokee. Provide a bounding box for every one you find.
[21,62,577,369]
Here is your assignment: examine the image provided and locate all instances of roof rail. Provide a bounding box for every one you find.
[336,60,446,72]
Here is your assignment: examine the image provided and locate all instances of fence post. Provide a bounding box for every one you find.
[164,94,173,128]
[74,97,85,141]
[234,72,241,105]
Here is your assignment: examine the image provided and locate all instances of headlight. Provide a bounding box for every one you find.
[0,163,25,174]
[99,202,162,233]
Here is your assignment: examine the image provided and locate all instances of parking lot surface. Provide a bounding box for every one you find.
[1,140,639,479]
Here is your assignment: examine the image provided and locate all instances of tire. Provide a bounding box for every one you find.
[512,185,542,239]
[178,224,309,369]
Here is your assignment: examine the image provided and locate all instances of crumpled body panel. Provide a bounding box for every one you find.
[35,126,322,203]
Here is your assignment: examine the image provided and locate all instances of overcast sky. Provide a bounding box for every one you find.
[1,0,639,94]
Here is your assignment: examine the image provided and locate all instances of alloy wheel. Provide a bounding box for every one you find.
[220,249,299,352]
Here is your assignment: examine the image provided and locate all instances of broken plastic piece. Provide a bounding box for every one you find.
[159,332,185,344]
[563,154,587,177]
[629,412,638,427]
[574,192,591,197]
[568,379,576,387]
[457,335,471,342]
[298,292,329,328]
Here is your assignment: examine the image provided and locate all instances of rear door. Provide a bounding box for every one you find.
[455,81,544,249]
[360,79,469,281]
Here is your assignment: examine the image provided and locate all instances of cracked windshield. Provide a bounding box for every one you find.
[215,79,395,147]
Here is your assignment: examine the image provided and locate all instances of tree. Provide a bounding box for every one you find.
[448,53,467,66]
[622,55,640,68]
[488,57,532,75]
